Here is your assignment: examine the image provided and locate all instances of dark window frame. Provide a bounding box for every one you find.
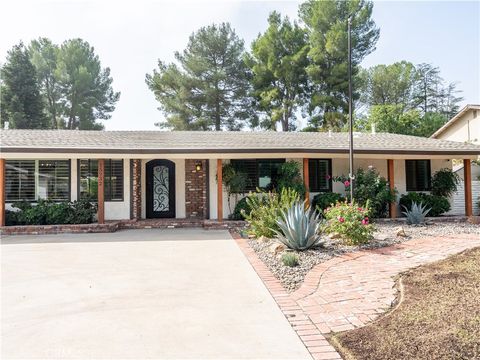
[405,159,432,192]
[308,159,332,192]
[78,159,124,202]
[230,159,285,192]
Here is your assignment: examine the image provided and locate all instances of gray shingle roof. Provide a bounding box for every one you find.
[1,130,480,155]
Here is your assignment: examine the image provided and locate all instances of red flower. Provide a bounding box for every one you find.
[338,216,345,223]
[357,207,363,212]
[344,180,350,187]
[362,219,369,225]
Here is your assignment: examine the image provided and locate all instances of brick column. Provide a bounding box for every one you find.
[0,158,5,226]
[387,159,396,218]
[185,159,207,218]
[97,159,105,224]
[303,158,310,206]
[464,159,472,217]
[131,159,142,220]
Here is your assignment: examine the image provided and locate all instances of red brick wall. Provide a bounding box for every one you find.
[185,159,207,218]
[131,159,142,220]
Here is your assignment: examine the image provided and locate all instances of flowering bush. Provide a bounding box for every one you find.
[323,201,374,245]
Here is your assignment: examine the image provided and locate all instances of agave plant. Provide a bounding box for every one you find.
[402,201,431,225]
[273,201,323,251]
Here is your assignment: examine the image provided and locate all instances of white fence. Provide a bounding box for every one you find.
[447,180,480,216]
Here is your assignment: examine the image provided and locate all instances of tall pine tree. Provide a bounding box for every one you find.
[146,23,253,131]
[1,42,48,129]
[300,0,379,130]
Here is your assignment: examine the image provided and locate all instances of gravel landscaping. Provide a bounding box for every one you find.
[245,220,480,292]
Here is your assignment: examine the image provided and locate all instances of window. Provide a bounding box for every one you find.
[79,159,124,201]
[5,160,36,202]
[405,160,431,191]
[5,160,70,202]
[231,159,285,191]
[309,159,332,192]
[37,160,70,201]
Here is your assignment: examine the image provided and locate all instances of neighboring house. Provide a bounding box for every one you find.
[431,104,480,145]
[0,130,479,225]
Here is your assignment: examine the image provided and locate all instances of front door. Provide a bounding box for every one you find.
[146,160,176,218]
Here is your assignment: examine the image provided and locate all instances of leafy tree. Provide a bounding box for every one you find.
[1,42,48,129]
[56,39,120,129]
[247,11,309,131]
[299,0,379,130]
[146,23,253,130]
[28,38,62,129]
[359,61,417,110]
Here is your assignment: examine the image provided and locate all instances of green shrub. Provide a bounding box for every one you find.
[312,192,345,214]
[6,199,97,226]
[431,168,460,197]
[323,201,374,245]
[399,192,450,217]
[274,201,323,250]
[281,252,299,267]
[334,168,396,218]
[277,161,306,198]
[230,196,251,220]
[245,188,300,238]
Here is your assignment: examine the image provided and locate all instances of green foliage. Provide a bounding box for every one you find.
[281,252,299,267]
[231,197,251,220]
[2,38,119,130]
[335,167,396,218]
[6,199,97,225]
[299,0,379,130]
[312,192,345,213]
[28,38,63,129]
[431,168,460,197]
[274,201,323,250]
[358,61,463,136]
[146,23,253,130]
[57,38,120,129]
[402,202,431,225]
[221,162,248,215]
[247,11,309,131]
[1,42,48,129]
[245,188,300,238]
[323,201,374,245]
[277,161,306,197]
[399,193,450,217]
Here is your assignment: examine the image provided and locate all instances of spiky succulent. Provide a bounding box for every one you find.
[273,201,323,250]
[402,201,431,225]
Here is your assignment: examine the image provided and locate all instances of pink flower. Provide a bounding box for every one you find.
[344,180,350,187]
[326,174,331,180]
[338,216,345,223]
[357,207,363,212]
[362,218,369,225]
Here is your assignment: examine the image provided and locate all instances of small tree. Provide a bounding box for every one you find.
[431,168,460,198]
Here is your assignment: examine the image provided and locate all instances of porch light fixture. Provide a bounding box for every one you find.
[195,161,203,172]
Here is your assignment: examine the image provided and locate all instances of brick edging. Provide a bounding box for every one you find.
[231,232,342,360]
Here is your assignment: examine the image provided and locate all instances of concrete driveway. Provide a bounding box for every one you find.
[1,229,311,359]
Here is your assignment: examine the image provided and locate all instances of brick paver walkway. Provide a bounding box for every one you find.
[234,232,480,360]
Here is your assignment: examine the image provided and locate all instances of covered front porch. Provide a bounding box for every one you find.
[0,153,476,228]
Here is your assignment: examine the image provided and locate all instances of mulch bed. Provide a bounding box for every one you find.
[332,247,480,360]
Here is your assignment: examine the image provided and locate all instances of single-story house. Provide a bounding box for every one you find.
[0,129,479,226]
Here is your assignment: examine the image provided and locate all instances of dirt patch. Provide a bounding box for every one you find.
[332,247,480,360]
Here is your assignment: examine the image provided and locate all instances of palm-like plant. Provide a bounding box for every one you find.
[273,201,323,250]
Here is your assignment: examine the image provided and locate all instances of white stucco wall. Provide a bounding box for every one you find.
[141,159,186,219]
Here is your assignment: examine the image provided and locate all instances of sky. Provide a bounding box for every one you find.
[1,0,479,130]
